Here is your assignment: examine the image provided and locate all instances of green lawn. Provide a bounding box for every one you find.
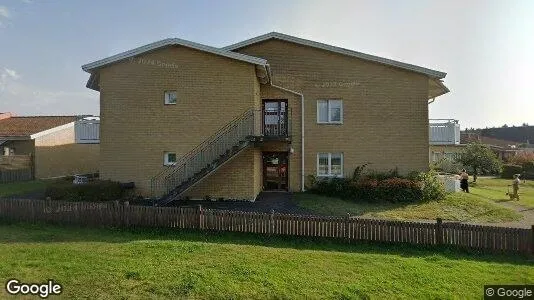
[0,180,46,197]
[0,223,532,299]
[295,179,526,223]
[470,177,534,208]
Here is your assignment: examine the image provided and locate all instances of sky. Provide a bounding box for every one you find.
[0,0,533,129]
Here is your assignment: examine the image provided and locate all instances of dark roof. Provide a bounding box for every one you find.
[460,133,519,148]
[0,116,77,137]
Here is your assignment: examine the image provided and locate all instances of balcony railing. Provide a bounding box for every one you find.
[429,119,460,145]
[262,107,291,139]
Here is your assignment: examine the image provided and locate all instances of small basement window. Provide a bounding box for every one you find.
[164,91,177,105]
[164,152,177,166]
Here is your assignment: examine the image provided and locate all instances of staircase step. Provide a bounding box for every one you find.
[156,139,252,207]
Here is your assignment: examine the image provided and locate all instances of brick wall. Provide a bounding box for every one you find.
[236,39,430,179]
[99,45,261,197]
[34,126,99,178]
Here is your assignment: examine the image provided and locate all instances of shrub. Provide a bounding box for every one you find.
[431,158,464,174]
[308,176,424,203]
[310,177,350,197]
[501,164,522,179]
[523,161,534,172]
[522,161,534,179]
[351,163,370,181]
[376,178,423,203]
[416,170,446,201]
[45,180,124,202]
[509,152,534,166]
[363,168,401,181]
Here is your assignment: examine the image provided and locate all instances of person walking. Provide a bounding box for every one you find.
[459,169,469,193]
[512,174,521,200]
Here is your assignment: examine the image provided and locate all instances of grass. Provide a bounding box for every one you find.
[294,177,532,223]
[0,180,46,197]
[470,177,534,208]
[0,223,532,299]
[295,192,521,223]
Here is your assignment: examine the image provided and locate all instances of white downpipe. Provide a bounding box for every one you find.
[269,82,305,192]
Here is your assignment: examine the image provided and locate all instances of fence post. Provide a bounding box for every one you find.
[113,200,119,227]
[123,201,129,228]
[270,209,275,235]
[345,213,350,241]
[436,218,443,245]
[197,205,203,230]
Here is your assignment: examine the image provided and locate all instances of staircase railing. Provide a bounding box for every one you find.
[150,108,258,198]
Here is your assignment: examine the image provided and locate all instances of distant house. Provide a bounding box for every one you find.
[461,133,523,162]
[0,113,100,179]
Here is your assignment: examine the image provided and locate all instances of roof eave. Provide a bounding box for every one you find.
[0,136,31,141]
[82,38,268,74]
[223,32,447,79]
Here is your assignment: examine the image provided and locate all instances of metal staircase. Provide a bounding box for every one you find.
[151,108,258,206]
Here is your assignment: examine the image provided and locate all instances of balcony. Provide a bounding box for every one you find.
[429,119,460,145]
[255,101,291,142]
[75,117,100,144]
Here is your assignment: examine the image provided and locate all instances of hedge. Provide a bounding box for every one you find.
[45,180,123,202]
[308,171,445,203]
[501,164,523,179]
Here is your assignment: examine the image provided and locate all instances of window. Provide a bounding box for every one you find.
[317,99,342,124]
[164,91,177,105]
[164,152,177,165]
[317,153,343,177]
[444,152,459,161]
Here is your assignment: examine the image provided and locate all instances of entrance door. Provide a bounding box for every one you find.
[263,100,288,137]
[263,152,288,190]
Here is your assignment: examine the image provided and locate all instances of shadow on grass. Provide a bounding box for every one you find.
[0,221,532,266]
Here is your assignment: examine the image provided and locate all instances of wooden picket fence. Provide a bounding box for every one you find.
[0,168,33,183]
[0,198,532,254]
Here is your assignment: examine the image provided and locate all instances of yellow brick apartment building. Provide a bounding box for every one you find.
[82,32,448,204]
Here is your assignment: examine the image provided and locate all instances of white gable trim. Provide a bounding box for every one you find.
[82,38,268,72]
[30,122,75,140]
[223,32,446,79]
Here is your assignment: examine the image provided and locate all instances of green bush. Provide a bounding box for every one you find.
[521,161,534,179]
[431,158,464,174]
[501,164,522,179]
[364,168,401,181]
[309,176,424,203]
[307,169,446,203]
[45,180,124,202]
[376,178,423,203]
[416,170,446,201]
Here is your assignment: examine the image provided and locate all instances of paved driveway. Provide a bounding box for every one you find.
[173,192,313,215]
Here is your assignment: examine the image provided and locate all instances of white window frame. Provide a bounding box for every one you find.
[164,91,177,105]
[163,152,177,166]
[316,152,344,177]
[317,99,343,124]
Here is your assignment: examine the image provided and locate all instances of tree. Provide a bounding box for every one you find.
[455,142,502,182]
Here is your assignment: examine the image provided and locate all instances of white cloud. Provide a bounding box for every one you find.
[3,68,21,80]
[0,6,9,19]
[0,67,99,115]
[0,6,9,27]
